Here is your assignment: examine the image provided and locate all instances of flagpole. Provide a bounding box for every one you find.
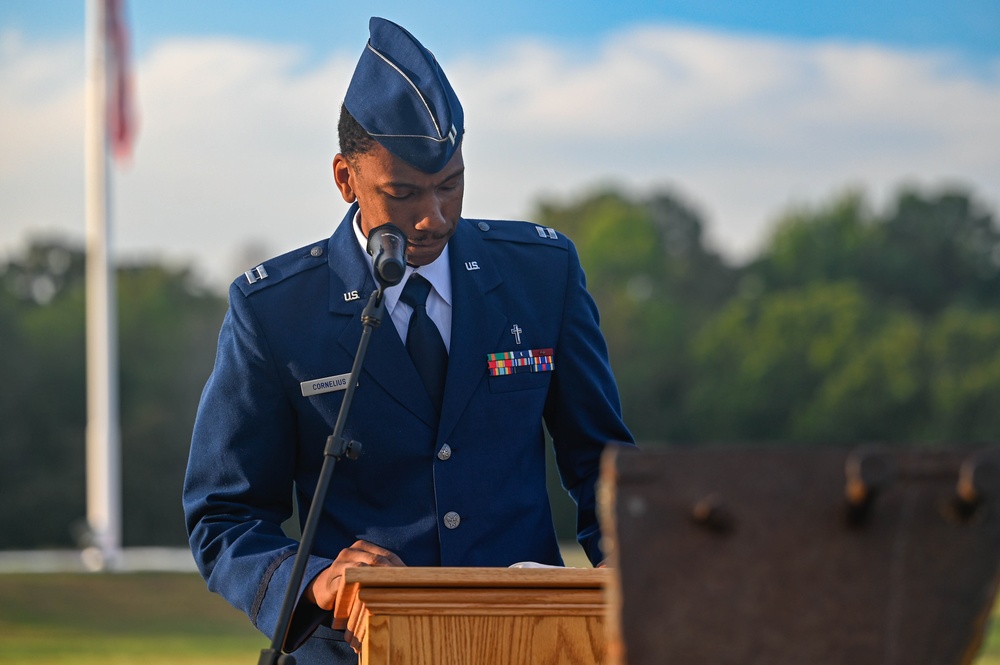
[84,0,123,572]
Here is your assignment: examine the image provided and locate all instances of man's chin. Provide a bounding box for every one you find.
[405,242,447,266]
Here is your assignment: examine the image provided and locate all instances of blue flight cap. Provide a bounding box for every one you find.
[344,17,465,174]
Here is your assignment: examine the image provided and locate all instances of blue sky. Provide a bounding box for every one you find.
[2,1,1000,289]
[4,0,999,60]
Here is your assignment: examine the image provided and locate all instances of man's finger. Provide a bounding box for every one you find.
[346,540,406,566]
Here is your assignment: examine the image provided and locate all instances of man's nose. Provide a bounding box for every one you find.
[414,204,448,233]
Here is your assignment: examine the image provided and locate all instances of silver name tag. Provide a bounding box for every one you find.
[300,373,352,396]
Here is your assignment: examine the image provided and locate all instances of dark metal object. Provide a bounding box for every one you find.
[844,448,896,526]
[691,493,735,533]
[955,453,1000,521]
[599,445,1000,665]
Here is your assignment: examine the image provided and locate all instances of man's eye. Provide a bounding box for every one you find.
[387,191,413,200]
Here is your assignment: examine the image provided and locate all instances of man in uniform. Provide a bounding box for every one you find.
[184,17,635,663]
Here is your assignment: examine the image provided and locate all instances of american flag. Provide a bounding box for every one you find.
[105,0,136,161]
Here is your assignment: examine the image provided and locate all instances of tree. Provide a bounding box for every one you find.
[0,239,227,549]
[0,241,88,548]
[925,307,1000,441]
[4,184,999,548]
[688,281,925,443]
[754,188,1000,316]
[117,262,227,545]
[535,188,737,442]
[869,189,1000,314]
[696,187,1000,444]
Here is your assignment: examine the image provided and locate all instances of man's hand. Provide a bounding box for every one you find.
[305,539,406,611]
[304,540,404,653]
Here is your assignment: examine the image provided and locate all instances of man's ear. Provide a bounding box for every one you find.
[332,154,357,203]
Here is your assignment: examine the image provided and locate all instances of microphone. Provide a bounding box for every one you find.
[366,223,407,288]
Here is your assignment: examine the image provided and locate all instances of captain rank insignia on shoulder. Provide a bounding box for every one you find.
[244,264,268,285]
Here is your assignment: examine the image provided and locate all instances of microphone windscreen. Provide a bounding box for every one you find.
[366,223,407,287]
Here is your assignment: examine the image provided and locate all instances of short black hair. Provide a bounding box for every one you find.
[338,104,376,160]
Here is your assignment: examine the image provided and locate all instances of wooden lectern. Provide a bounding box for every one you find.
[335,567,609,665]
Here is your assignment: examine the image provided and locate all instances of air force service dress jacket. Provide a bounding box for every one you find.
[183,203,636,658]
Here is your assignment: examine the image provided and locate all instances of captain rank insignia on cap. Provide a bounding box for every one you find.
[487,349,555,377]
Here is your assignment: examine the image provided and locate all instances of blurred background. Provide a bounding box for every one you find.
[4,0,1000,552]
[2,0,1000,661]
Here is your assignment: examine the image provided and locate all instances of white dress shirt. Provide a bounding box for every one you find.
[351,211,452,352]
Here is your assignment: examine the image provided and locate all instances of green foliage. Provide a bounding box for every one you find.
[116,263,227,545]
[757,192,874,288]
[755,188,1000,314]
[925,308,1000,440]
[688,282,925,442]
[538,184,1000,447]
[4,183,1000,549]
[536,188,737,442]
[0,240,227,548]
[0,248,88,548]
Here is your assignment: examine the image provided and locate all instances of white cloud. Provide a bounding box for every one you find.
[453,26,1000,255]
[0,30,84,240]
[1,24,999,288]
[113,38,355,280]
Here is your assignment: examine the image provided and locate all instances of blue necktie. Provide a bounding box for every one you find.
[399,274,448,411]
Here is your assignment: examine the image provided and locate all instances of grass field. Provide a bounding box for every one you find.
[0,573,265,664]
[2,571,999,664]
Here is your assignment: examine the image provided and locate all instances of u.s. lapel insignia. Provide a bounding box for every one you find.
[465,261,480,271]
[343,290,361,302]
[487,348,555,377]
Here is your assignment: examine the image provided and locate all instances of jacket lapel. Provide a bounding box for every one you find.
[328,205,438,428]
[438,221,507,442]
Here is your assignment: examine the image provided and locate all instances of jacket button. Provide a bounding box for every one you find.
[443,511,461,529]
[310,246,323,257]
[437,444,452,461]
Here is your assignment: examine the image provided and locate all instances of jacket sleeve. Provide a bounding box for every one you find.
[543,239,636,565]
[182,282,334,649]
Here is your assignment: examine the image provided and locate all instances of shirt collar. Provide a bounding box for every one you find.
[350,209,453,311]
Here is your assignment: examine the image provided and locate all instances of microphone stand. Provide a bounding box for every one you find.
[259,287,387,665]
